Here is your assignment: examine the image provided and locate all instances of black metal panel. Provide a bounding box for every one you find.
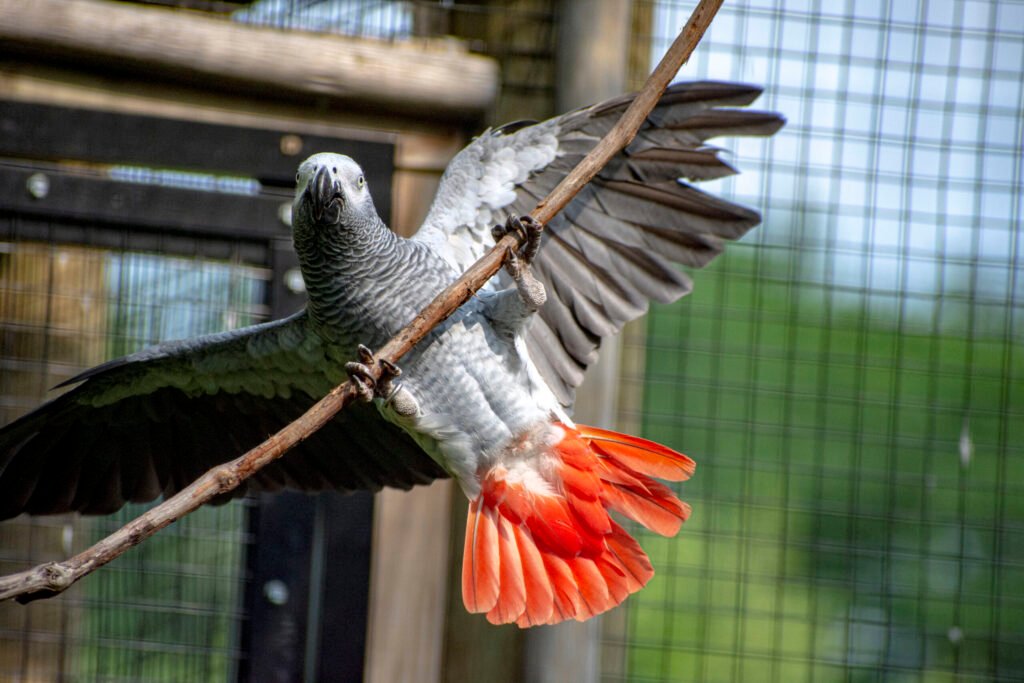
[0,99,395,255]
[238,493,316,683]
[0,165,287,239]
[0,213,270,264]
[238,491,375,683]
[314,492,374,683]
[0,101,394,185]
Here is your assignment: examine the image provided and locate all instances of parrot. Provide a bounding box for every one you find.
[0,81,783,626]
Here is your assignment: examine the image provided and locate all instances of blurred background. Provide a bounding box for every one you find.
[0,1,1020,681]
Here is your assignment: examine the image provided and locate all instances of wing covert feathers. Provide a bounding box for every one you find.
[460,423,693,626]
[415,80,783,407]
[0,315,447,519]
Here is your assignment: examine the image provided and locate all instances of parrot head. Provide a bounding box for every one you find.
[293,152,374,228]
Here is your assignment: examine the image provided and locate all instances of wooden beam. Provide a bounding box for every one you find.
[0,64,449,140]
[0,0,498,118]
[0,99,394,184]
[365,482,454,683]
[519,3,635,682]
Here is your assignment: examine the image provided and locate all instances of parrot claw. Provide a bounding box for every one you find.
[504,246,523,281]
[356,344,375,364]
[345,345,406,405]
[345,361,376,402]
[494,215,547,311]
[379,358,401,379]
[493,214,544,268]
[518,214,544,265]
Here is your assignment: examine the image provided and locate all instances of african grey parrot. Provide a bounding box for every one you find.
[0,81,783,625]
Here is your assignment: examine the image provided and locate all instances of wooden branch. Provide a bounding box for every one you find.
[0,0,723,605]
[0,0,498,117]
[531,0,724,225]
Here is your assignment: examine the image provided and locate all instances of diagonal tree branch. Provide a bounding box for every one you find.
[0,0,723,604]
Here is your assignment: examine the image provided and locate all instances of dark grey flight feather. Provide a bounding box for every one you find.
[0,312,445,520]
[415,80,785,405]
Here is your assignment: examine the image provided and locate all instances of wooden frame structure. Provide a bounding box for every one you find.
[0,1,659,680]
[0,2,497,680]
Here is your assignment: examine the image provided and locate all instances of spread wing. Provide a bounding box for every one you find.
[414,81,785,406]
[0,310,446,519]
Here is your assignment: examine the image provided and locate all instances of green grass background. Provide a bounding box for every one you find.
[623,247,1023,682]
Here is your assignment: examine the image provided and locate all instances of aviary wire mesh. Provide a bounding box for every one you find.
[603,1,1023,681]
[0,232,270,681]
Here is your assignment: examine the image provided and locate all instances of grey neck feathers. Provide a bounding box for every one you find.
[293,211,407,333]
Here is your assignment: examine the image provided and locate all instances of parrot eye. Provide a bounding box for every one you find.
[357,175,365,189]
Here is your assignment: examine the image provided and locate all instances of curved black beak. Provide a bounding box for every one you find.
[307,166,344,222]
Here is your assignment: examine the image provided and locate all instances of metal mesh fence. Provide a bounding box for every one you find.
[3,2,1021,680]
[603,1,1023,681]
[0,236,270,681]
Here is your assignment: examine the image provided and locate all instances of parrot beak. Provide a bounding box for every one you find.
[308,166,344,223]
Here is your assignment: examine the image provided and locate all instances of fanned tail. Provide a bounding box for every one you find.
[461,423,694,627]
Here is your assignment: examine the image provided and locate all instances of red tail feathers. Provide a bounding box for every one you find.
[461,423,694,627]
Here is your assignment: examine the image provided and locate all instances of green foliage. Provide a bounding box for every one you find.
[625,246,1023,681]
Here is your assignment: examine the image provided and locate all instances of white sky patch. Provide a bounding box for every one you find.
[234,0,413,39]
[653,1,1023,337]
[108,166,261,196]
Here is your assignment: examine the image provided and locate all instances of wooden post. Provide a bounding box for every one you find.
[521,3,633,683]
[364,131,465,683]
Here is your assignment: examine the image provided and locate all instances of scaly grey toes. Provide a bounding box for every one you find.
[517,215,544,265]
[495,213,546,284]
[374,356,418,417]
[345,361,376,402]
[493,214,545,265]
[504,246,523,281]
[347,346,410,407]
[379,358,401,380]
[491,214,518,243]
[515,261,547,309]
[376,357,402,399]
[495,215,547,308]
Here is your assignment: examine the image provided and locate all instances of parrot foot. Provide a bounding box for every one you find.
[345,345,419,417]
[345,344,399,401]
[345,344,378,402]
[492,214,544,267]
[493,214,547,310]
